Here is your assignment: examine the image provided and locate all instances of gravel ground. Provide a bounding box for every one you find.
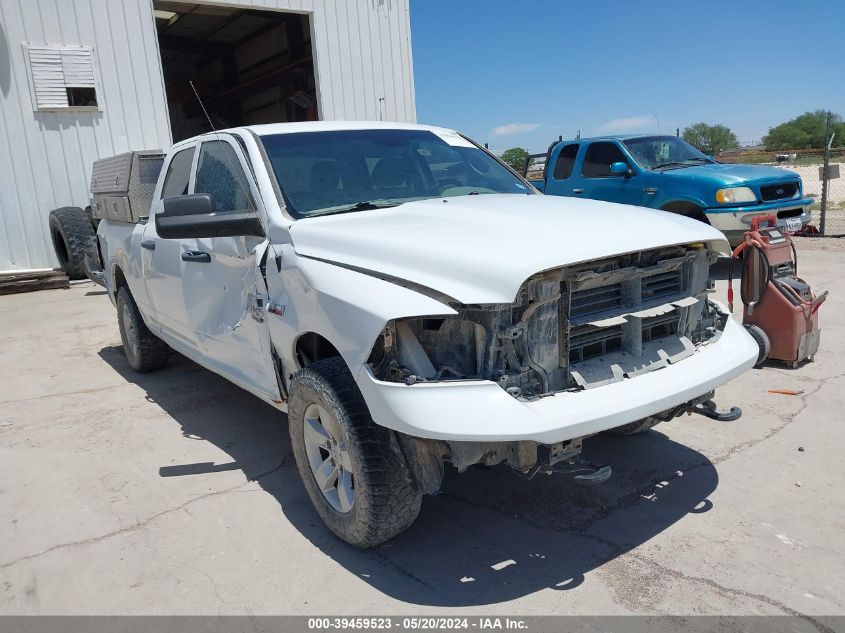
[0,243,843,617]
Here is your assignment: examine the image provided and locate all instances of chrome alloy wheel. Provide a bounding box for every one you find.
[302,403,355,513]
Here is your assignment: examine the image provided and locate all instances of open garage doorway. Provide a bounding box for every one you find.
[153,2,318,142]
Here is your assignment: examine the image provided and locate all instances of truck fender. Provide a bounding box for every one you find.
[99,221,152,312]
[263,243,457,382]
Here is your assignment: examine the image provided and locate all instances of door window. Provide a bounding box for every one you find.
[582,142,629,178]
[194,140,255,212]
[160,147,195,198]
[552,144,580,180]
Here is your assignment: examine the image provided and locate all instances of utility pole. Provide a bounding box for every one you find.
[676,127,680,138]
[576,129,580,140]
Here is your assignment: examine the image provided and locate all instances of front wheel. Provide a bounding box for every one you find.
[288,357,422,548]
[660,202,710,226]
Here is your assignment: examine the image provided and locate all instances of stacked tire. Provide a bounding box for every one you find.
[48,206,97,280]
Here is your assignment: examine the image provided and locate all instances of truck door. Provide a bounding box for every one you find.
[570,141,645,207]
[143,144,199,347]
[186,137,280,400]
[543,143,581,196]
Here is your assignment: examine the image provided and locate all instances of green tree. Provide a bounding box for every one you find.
[682,123,739,155]
[762,110,845,150]
[500,147,530,173]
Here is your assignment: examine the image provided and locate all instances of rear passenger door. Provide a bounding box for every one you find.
[543,143,581,196]
[571,141,645,207]
[143,143,199,346]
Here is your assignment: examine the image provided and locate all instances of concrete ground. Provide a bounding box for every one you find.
[1,239,843,616]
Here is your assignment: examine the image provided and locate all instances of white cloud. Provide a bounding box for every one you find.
[596,115,656,134]
[491,122,542,138]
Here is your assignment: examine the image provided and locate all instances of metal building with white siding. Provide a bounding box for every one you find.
[0,0,416,273]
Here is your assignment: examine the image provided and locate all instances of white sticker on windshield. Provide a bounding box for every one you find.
[432,129,476,148]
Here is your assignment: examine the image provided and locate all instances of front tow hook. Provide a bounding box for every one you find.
[691,400,742,421]
[571,463,613,485]
[520,456,612,485]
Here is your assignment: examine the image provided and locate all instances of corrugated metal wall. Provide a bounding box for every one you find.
[0,0,415,272]
[0,0,173,272]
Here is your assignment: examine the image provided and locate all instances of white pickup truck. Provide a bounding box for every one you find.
[88,121,758,547]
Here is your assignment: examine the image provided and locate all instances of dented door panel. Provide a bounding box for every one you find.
[179,235,279,401]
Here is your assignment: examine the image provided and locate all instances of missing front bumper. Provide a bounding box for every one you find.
[357,307,758,444]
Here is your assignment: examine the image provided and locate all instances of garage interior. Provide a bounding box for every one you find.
[153,2,318,142]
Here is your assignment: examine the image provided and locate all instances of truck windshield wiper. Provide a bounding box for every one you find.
[309,200,401,217]
[652,159,708,171]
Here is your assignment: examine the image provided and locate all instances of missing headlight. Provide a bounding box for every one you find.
[367,314,487,382]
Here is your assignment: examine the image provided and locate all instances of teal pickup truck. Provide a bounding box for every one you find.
[529,135,813,245]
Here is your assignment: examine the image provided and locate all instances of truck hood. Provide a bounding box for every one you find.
[289,194,729,304]
[661,163,800,186]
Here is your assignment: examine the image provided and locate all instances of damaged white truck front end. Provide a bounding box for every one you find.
[98,122,757,547]
[286,194,757,489]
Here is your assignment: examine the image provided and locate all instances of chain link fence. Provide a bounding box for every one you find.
[716,147,845,236]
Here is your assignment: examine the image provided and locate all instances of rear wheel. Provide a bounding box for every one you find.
[289,357,422,548]
[48,207,97,280]
[116,287,169,372]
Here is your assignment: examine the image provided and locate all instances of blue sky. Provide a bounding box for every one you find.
[410,0,845,153]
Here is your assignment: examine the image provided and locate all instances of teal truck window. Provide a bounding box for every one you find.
[582,142,629,178]
[552,144,579,180]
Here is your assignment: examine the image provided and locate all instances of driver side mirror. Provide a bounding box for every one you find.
[610,161,632,177]
[156,194,265,239]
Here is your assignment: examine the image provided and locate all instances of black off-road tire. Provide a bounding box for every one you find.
[289,357,422,548]
[116,287,169,373]
[604,416,662,436]
[48,207,97,280]
[745,324,770,368]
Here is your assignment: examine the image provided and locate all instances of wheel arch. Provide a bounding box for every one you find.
[111,263,128,301]
[294,331,343,370]
[660,199,711,224]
